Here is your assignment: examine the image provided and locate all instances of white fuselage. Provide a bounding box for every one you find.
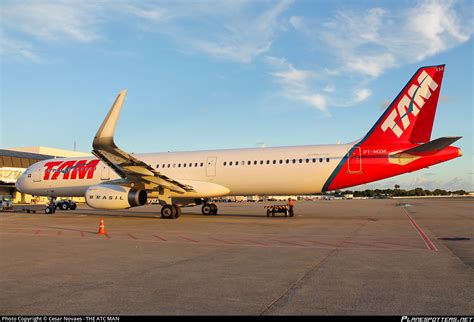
[17,143,352,198]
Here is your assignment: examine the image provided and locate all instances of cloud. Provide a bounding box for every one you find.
[123,0,294,63]
[1,0,105,62]
[2,1,102,43]
[323,84,336,93]
[298,94,327,112]
[406,175,473,191]
[1,0,470,119]
[121,4,171,22]
[0,32,41,63]
[408,1,471,60]
[355,88,372,103]
[1,0,293,64]
[265,56,328,113]
[191,39,271,64]
[282,0,472,112]
[309,1,472,77]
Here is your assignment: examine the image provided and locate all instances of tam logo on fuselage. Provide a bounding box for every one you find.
[381,70,438,138]
[43,159,100,180]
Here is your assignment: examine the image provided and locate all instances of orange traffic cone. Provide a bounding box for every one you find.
[98,219,106,235]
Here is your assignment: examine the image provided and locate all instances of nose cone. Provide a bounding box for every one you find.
[458,148,463,157]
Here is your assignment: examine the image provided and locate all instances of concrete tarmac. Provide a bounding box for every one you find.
[0,198,472,315]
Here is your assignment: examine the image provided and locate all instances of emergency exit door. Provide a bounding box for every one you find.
[206,157,217,177]
[348,147,362,173]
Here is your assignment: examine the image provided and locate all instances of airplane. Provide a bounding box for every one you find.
[15,64,462,219]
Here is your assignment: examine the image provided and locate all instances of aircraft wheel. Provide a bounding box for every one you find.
[173,205,181,219]
[201,204,213,216]
[45,206,53,214]
[210,203,218,215]
[161,205,176,219]
[69,202,77,210]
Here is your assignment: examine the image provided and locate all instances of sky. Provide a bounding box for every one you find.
[0,0,473,191]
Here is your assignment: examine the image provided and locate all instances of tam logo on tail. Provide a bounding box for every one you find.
[381,69,440,138]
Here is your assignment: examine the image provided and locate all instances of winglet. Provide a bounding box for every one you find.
[93,89,127,150]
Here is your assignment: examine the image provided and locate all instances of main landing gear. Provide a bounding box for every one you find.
[161,204,181,219]
[201,203,218,216]
[159,201,218,219]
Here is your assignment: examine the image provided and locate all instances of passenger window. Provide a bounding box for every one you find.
[319,158,323,163]
[292,159,296,163]
[167,164,170,168]
[189,163,192,167]
[183,163,186,168]
[299,159,303,163]
[279,160,283,164]
[247,161,251,165]
[286,159,289,164]
[224,162,227,166]
[156,164,160,168]
[235,161,239,165]
[326,158,330,162]
[200,162,204,167]
[312,158,316,163]
[273,160,276,164]
[195,163,198,167]
[229,161,233,166]
[260,160,263,165]
[266,160,270,164]
[178,164,181,168]
[306,159,309,163]
[254,160,257,165]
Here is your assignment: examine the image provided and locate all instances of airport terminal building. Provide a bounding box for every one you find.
[0,147,90,203]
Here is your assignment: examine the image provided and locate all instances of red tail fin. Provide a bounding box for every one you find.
[363,65,445,145]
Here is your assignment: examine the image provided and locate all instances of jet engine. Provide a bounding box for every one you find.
[85,184,147,210]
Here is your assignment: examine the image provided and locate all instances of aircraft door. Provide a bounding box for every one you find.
[100,164,110,180]
[348,147,362,173]
[33,167,42,182]
[206,157,217,177]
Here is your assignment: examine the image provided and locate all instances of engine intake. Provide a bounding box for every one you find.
[85,184,147,210]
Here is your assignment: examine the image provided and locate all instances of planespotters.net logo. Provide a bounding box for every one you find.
[402,317,473,322]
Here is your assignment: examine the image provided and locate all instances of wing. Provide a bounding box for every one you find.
[92,90,194,194]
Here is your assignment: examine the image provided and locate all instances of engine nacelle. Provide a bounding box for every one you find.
[85,184,148,210]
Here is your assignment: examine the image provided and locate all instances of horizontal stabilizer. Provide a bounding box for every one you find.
[398,136,461,156]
